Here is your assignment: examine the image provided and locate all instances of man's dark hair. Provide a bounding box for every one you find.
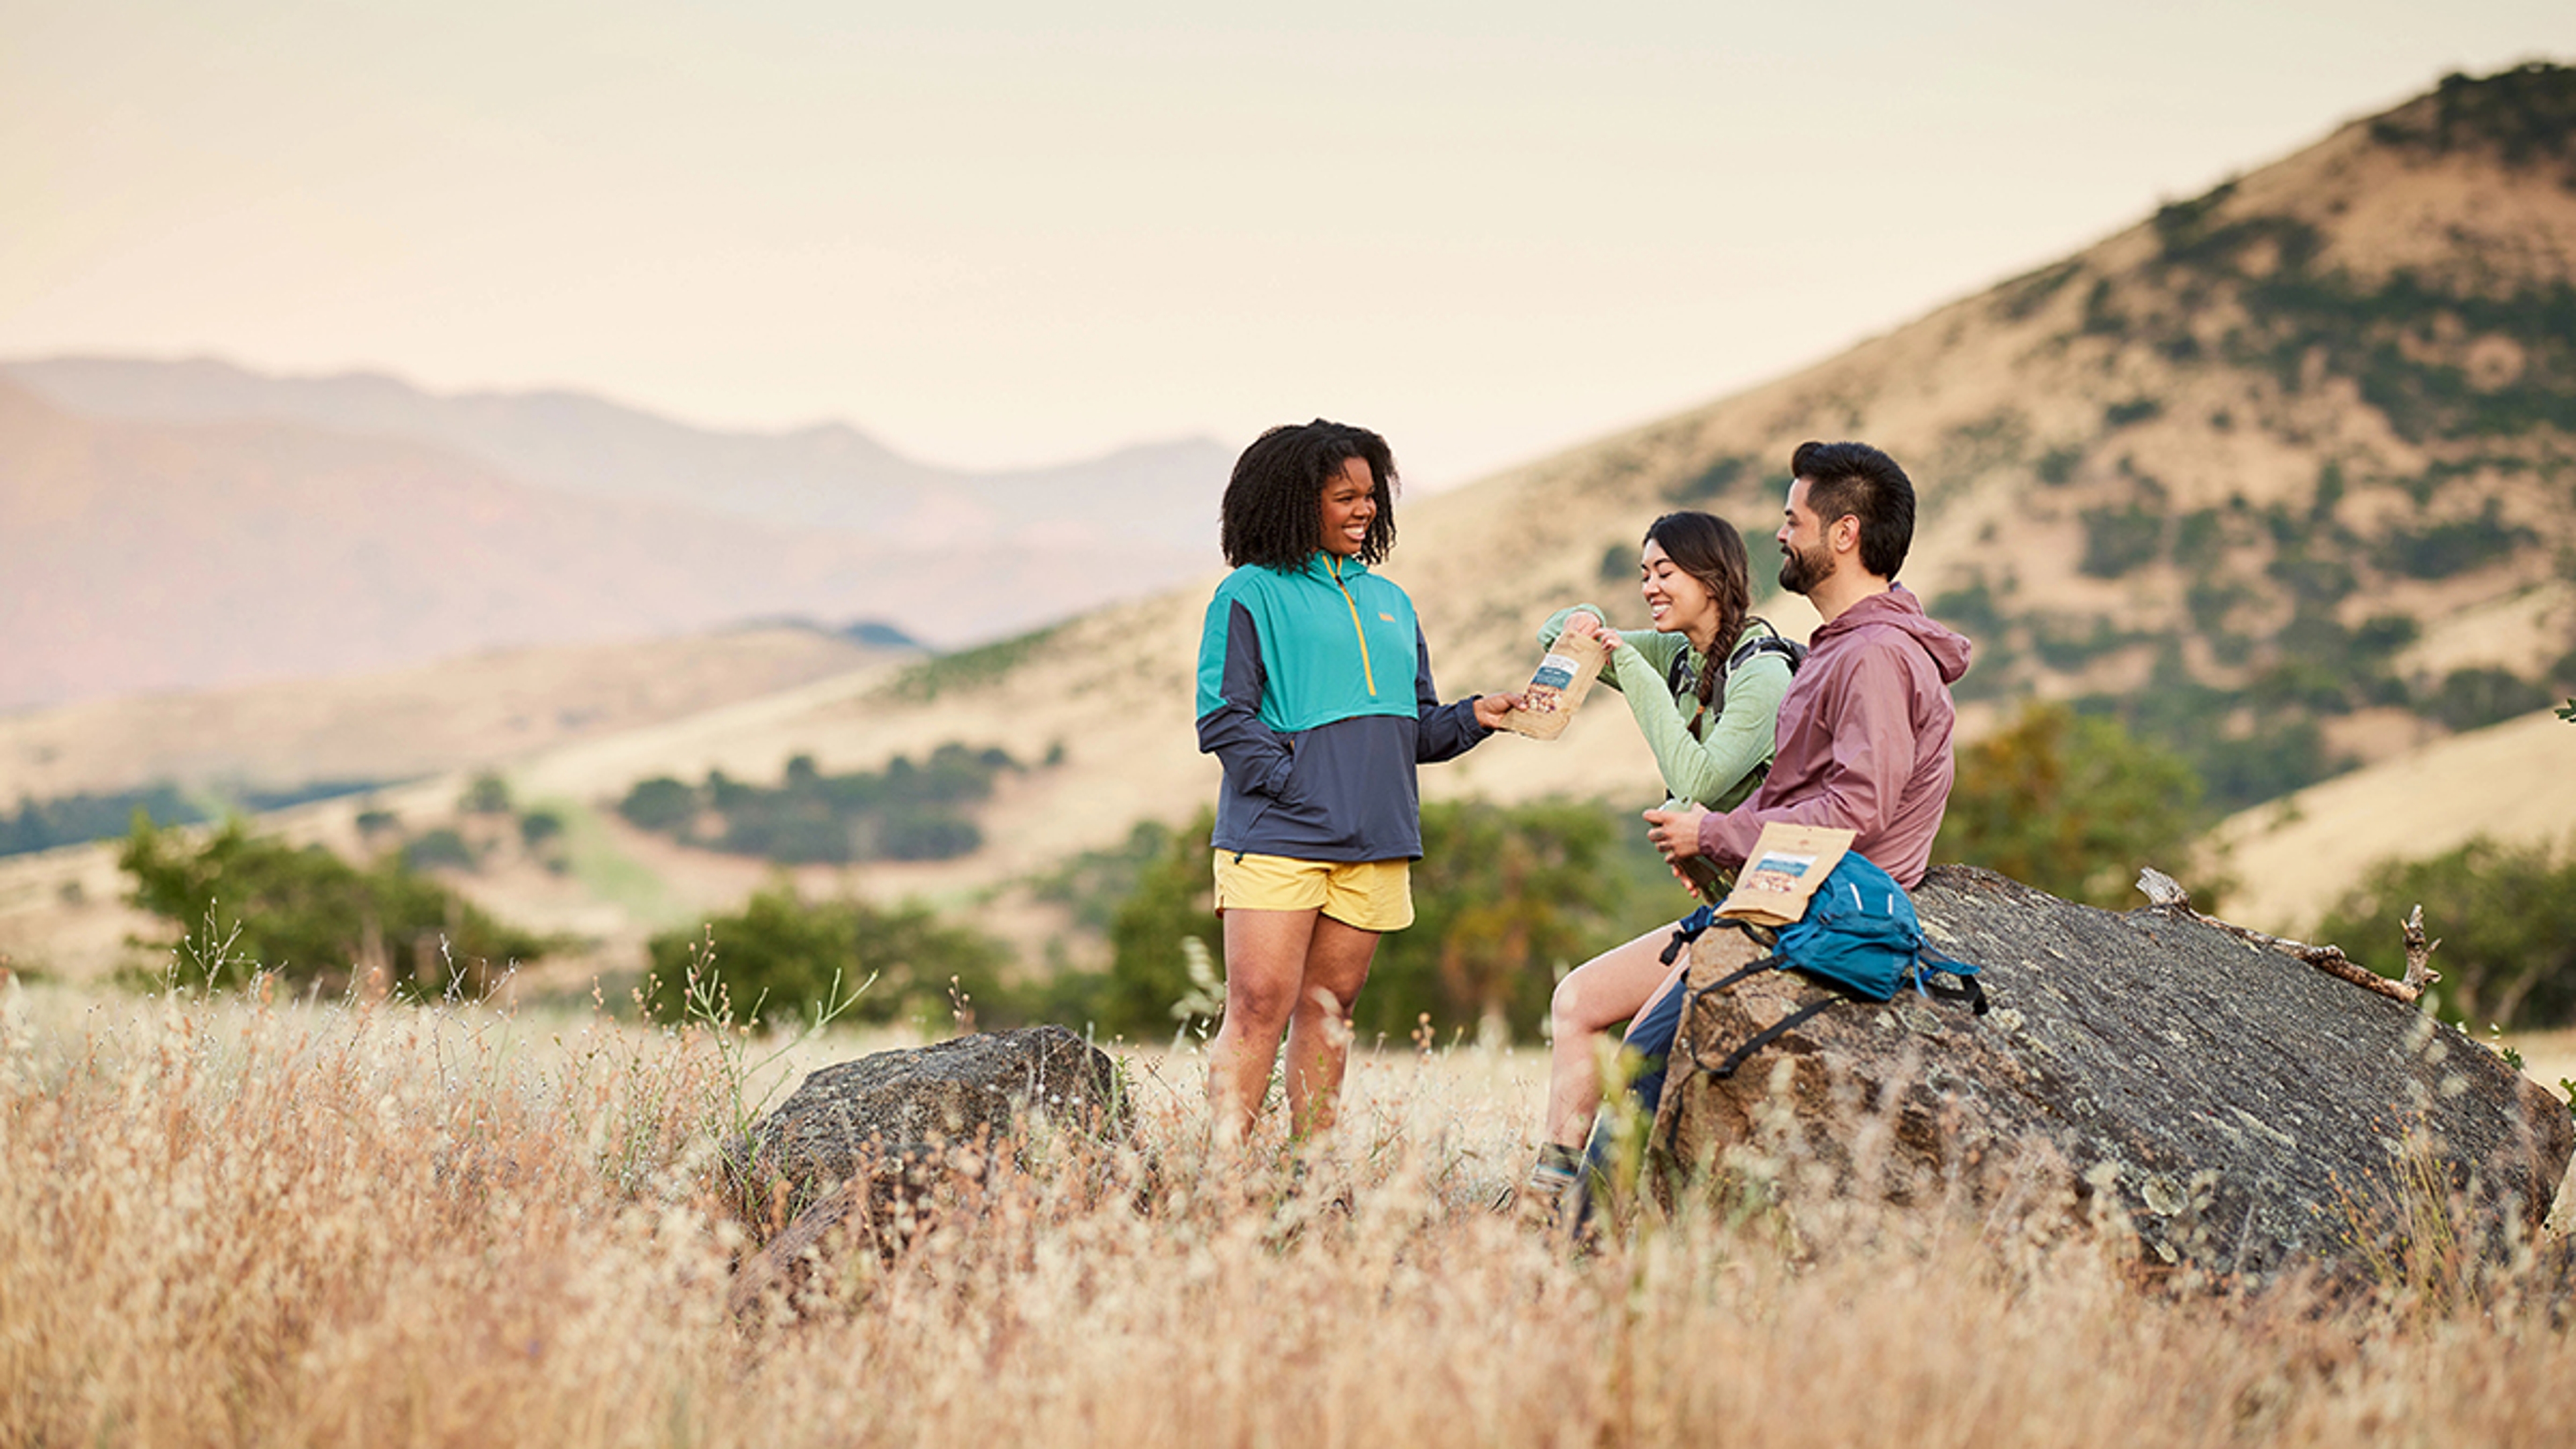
[1790,440,1916,580]
[1220,420,1399,569]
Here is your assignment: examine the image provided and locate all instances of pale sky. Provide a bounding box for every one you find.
[5,2,2571,488]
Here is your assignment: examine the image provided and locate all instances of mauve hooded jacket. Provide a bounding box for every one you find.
[1693,585,1972,888]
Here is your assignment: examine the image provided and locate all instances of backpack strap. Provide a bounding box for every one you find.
[1725,619,1806,676]
[1657,904,1716,965]
[1907,944,1990,1015]
[1705,998,1841,1079]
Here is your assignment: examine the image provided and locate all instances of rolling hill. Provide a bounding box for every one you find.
[6,63,2573,981]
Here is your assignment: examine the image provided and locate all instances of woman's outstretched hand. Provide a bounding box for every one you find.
[1472,692,1527,730]
[1562,610,1622,653]
[1642,804,1709,863]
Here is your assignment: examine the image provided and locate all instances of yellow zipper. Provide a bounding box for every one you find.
[1330,557,1378,696]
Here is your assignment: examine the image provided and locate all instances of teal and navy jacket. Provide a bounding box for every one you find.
[1195,553,1490,862]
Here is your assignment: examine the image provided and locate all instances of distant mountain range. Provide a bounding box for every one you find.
[0,358,1230,710]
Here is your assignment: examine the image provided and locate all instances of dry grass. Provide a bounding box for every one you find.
[2,973,2570,1449]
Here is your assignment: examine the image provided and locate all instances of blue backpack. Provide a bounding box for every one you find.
[1654,851,1988,1081]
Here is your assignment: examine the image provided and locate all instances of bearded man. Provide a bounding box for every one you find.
[1643,439,1971,888]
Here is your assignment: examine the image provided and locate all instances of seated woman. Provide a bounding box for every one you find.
[1516,511,1794,1212]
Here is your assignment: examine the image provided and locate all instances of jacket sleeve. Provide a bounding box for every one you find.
[1413,625,1490,763]
[1194,597,1295,797]
[1624,649,1789,810]
[1537,602,1665,698]
[1697,642,1907,865]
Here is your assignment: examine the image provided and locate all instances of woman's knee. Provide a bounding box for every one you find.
[1551,965,1619,1037]
[1289,977,1358,1025]
[1224,975,1297,1034]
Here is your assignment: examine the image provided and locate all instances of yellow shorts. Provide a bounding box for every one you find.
[1211,852,1414,933]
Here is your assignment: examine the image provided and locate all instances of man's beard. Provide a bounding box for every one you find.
[1778,540,1833,596]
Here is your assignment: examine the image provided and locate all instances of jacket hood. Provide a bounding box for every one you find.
[1814,585,1973,684]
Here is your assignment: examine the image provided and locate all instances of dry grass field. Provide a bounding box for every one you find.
[5,971,2571,1449]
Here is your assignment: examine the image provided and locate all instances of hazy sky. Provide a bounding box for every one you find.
[5,2,2571,486]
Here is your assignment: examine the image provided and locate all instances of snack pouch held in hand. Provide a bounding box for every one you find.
[1715,822,1856,928]
[1497,628,1609,741]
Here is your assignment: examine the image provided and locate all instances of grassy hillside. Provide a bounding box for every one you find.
[12,65,2573,986]
[769,62,2576,872]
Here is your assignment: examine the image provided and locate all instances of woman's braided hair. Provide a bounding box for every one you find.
[1644,511,1754,731]
[1220,420,1399,569]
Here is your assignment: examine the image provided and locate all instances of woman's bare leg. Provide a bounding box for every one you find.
[1544,924,1692,1148]
[1209,908,1385,1145]
[1279,914,1381,1137]
[1208,908,1316,1146]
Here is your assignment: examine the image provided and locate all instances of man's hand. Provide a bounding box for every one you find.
[1643,804,1709,863]
[1472,692,1527,730]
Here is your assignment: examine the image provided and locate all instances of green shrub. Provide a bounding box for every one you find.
[641,883,1012,1031]
[883,625,1061,702]
[618,776,699,834]
[401,828,478,871]
[1665,453,1756,507]
[2102,396,2163,429]
[1937,703,2212,906]
[458,773,513,816]
[621,743,1020,865]
[2423,667,2550,733]
[2078,506,2165,577]
[2035,445,2084,486]
[2317,835,2576,1029]
[120,819,549,997]
[2373,499,2538,579]
[517,809,566,849]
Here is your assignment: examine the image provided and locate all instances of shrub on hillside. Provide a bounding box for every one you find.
[641,883,1013,1032]
[2316,835,2576,1030]
[1937,702,2215,908]
[2077,506,2164,577]
[119,819,549,997]
[401,827,479,871]
[2424,667,2551,733]
[618,743,1022,865]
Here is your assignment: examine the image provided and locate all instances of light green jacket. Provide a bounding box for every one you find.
[1537,604,1792,812]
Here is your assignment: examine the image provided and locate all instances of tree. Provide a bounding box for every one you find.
[1364,798,1633,1042]
[2316,836,2576,1030]
[120,818,549,996]
[1093,810,1224,1038]
[1937,701,2214,907]
[458,772,514,816]
[641,883,1013,1032]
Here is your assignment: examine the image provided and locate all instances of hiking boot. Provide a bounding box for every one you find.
[1496,1142,1584,1229]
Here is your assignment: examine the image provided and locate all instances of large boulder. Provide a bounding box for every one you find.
[1650,866,2575,1281]
[727,1026,1135,1319]
[729,1024,1132,1220]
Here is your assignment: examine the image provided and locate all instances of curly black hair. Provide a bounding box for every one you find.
[1219,420,1399,569]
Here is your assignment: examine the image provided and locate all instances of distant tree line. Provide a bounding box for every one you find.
[2,780,381,859]
[617,743,1031,865]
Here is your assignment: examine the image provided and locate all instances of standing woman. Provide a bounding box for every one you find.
[1195,420,1517,1145]
[1517,511,1794,1204]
